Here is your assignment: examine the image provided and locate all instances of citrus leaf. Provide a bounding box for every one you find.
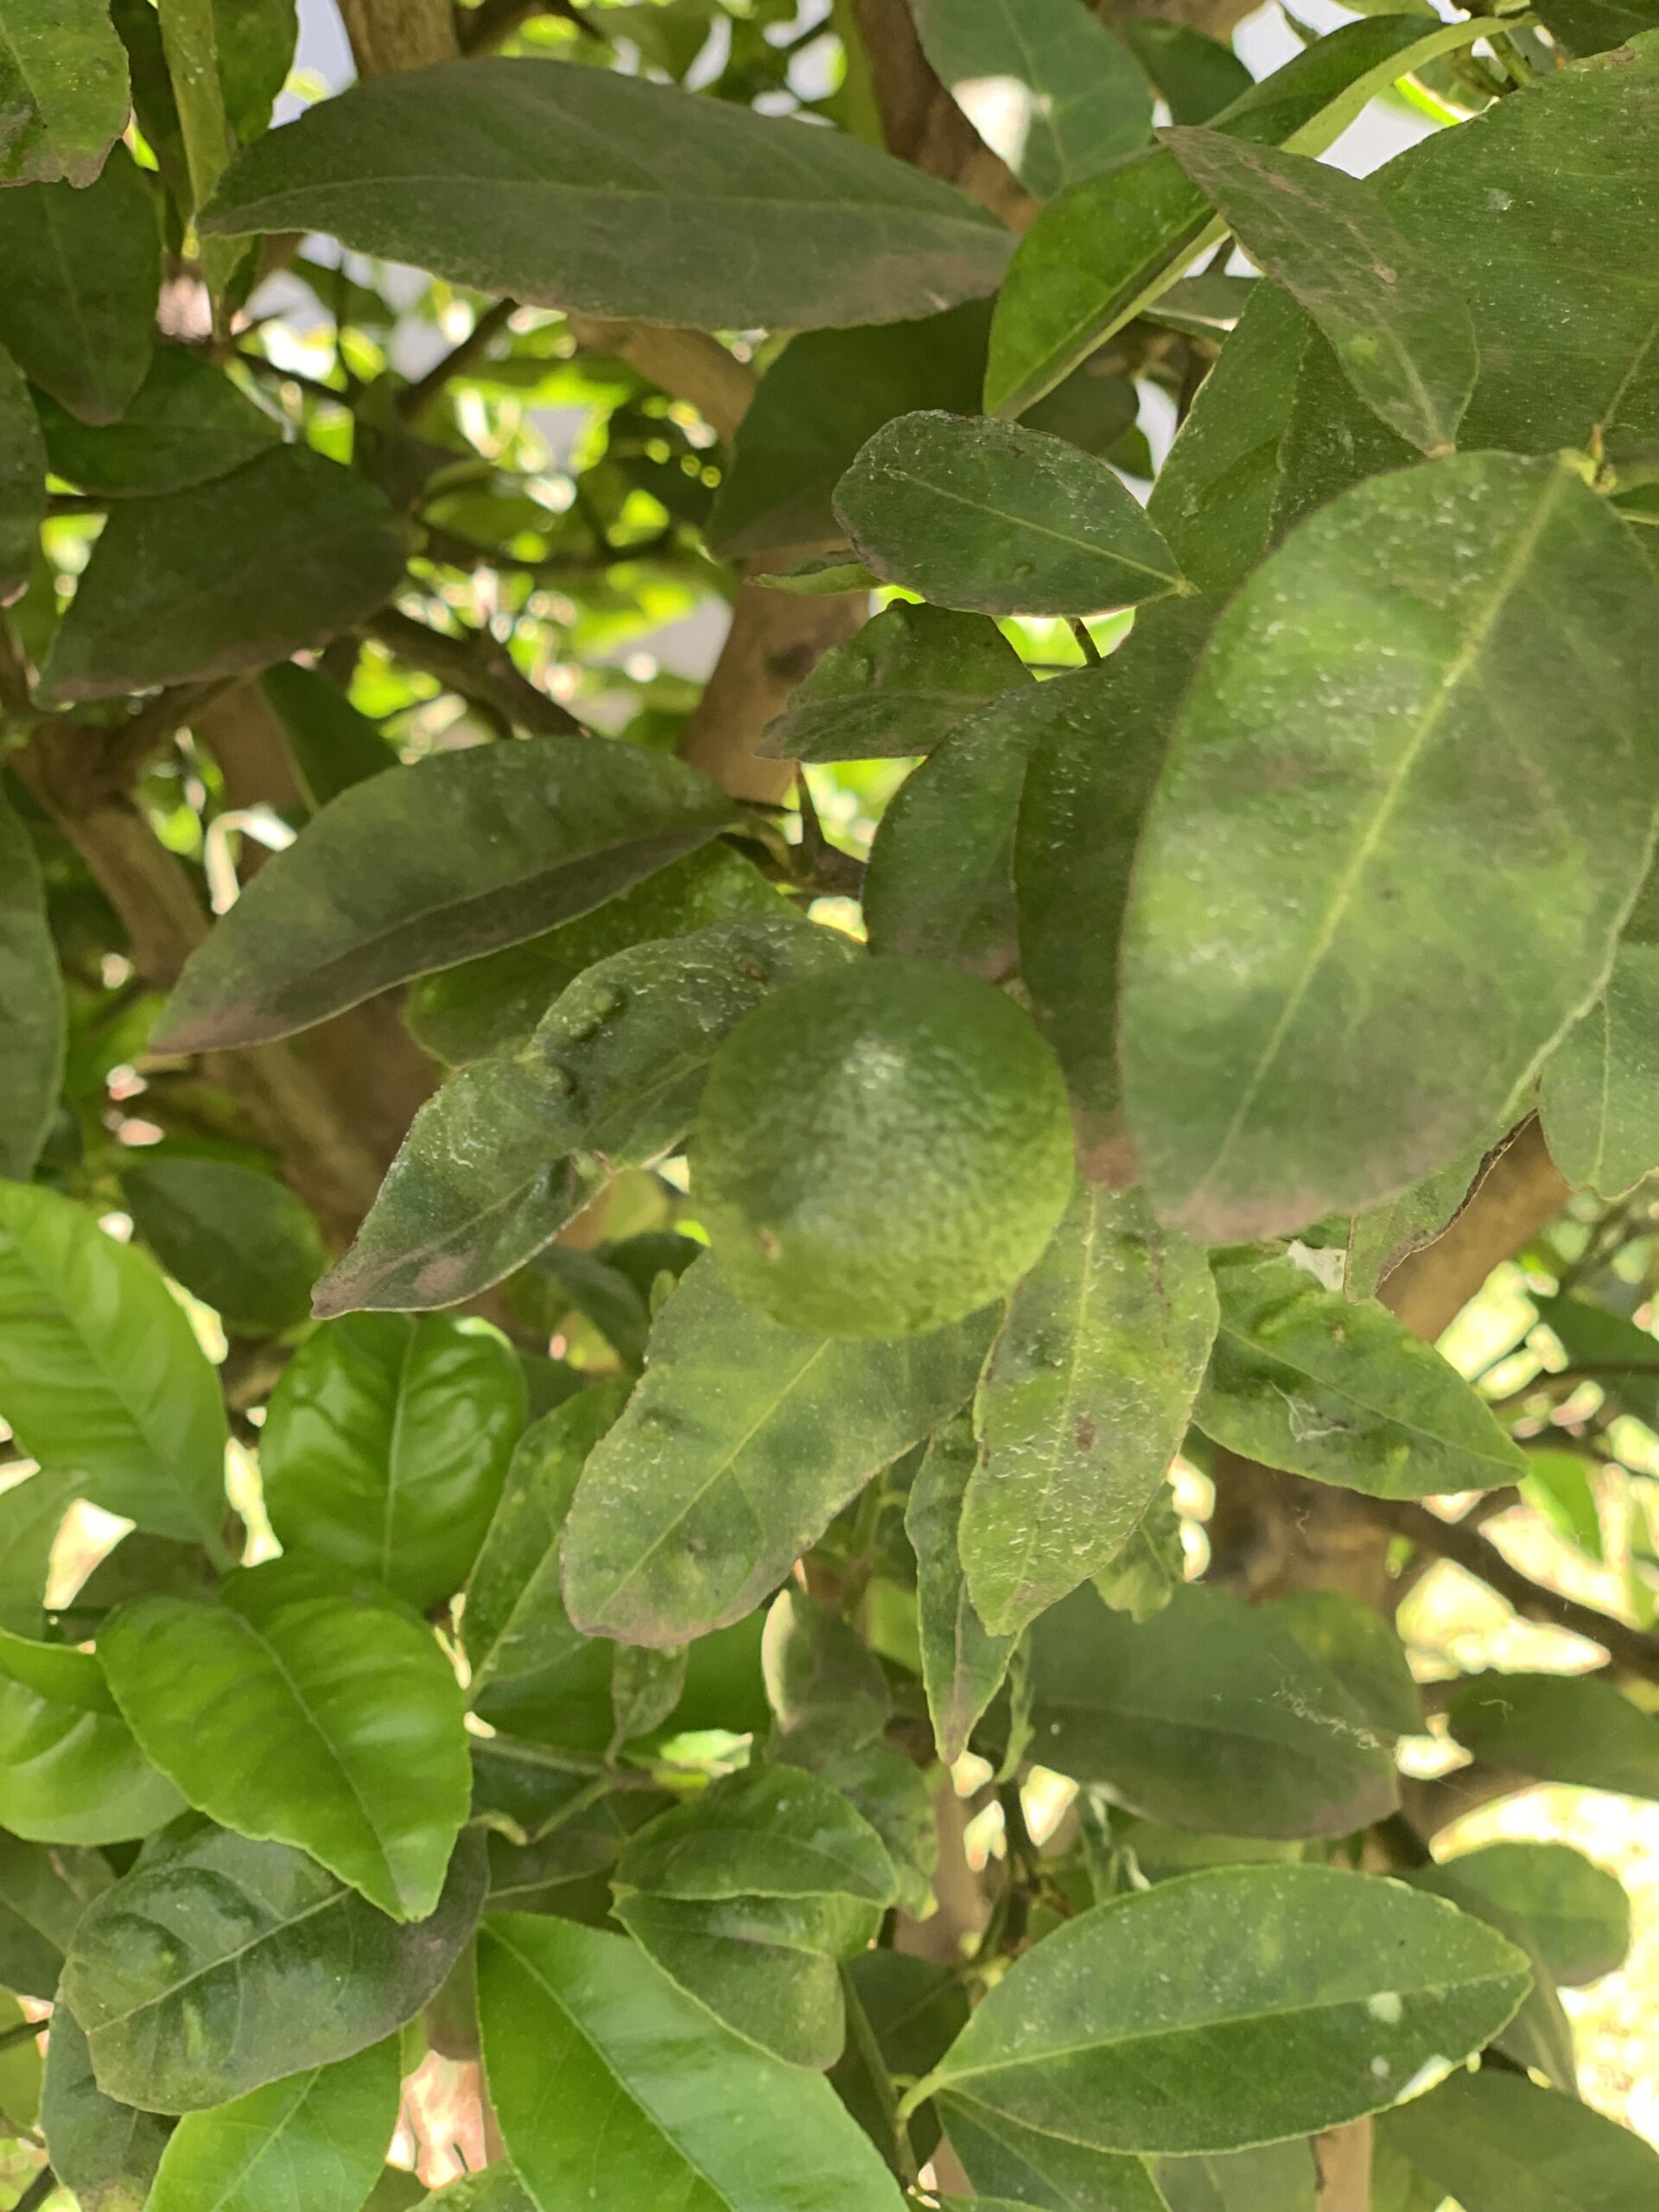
[260,1315,526,1610]
[1162,131,1476,456]
[909,0,1152,199]
[1403,1864,1577,2094]
[1159,2143,1318,2212]
[416,2175,533,2212]
[0,345,46,605]
[1446,1670,1659,1802]
[200,56,1011,332]
[562,1254,995,1647]
[38,444,410,702]
[1120,452,1659,1241]
[0,1180,229,1551]
[1195,1249,1525,1498]
[0,783,63,1179]
[61,1819,487,2112]
[918,1864,1529,2155]
[154,734,739,1053]
[962,1185,1217,1636]
[1025,1585,1398,1839]
[0,1832,112,1999]
[0,0,130,186]
[1530,0,1659,54]
[144,2036,400,2212]
[1380,2068,1659,2211]
[834,410,1183,617]
[1435,1840,1630,1988]
[833,1951,969,2177]
[758,601,1029,763]
[1540,941,1659,1198]
[906,1414,1018,1766]
[101,1560,472,1920]
[121,1157,327,1338]
[0,1625,184,1845]
[1123,22,1253,125]
[0,148,157,423]
[35,343,279,497]
[0,1465,78,1637]
[479,1915,906,2210]
[941,2098,1168,2212]
[257,660,395,811]
[1265,1590,1423,1738]
[40,2000,173,2212]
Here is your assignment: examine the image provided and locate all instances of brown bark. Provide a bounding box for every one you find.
[336,0,459,76]
[1315,2118,1374,2212]
[679,586,867,806]
[852,0,1038,227]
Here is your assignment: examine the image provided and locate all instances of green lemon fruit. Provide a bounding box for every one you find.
[693,955,1077,1338]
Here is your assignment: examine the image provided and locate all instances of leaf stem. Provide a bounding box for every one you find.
[1069,618,1103,665]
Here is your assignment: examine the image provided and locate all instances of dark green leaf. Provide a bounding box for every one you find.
[200,57,1010,331]
[834,410,1183,617]
[1403,1864,1577,2092]
[1122,22,1254,126]
[1531,0,1659,53]
[257,660,396,810]
[761,1588,891,1751]
[832,1950,968,2174]
[1160,2143,1316,2212]
[562,1254,995,1646]
[1196,1249,1524,1498]
[963,1185,1215,1635]
[0,147,157,423]
[1268,310,1416,540]
[942,2095,1168,2212]
[919,1863,1529,2155]
[1264,1590,1423,1738]
[34,343,279,496]
[1436,1840,1630,1987]
[909,0,1152,198]
[0,1625,184,1844]
[157,735,738,1054]
[759,601,1028,764]
[0,1180,229,1550]
[0,783,63,1179]
[1026,1584,1398,1838]
[39,443,409,702]
[121,1157,326,1338]
[61,1818,487,2112]
[40,1999,173,2212]
[260,1314,525,1609]
[325,911,850,1316]
[0,346,46,605]
[479,1915,906,2209]
[0,0,130,185]
[709,304,990,560]
[1121,454,1659,1240]
[1380,2067,1659,2211]
[1540,942,1659,1198]
[1446,1669,1659,1801]
[906,1415,1017,1765]
[145,2035,400,2212]
[1162,132,1475,455]
[213,0,299,144]
[406,842,784,1069]
[0,1832,112,1998]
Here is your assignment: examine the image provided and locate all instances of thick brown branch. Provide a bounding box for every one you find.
[566,318,757,447]
[678,586,865,805]
[337,0,458,75]
[852,0,1038,228]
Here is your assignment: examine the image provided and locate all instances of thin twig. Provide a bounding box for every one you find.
[13,2165,56,2212]
[1069,618,1103,666]
[365,606,588,737]
[0,2015,47,2054]
[398,297,519,420]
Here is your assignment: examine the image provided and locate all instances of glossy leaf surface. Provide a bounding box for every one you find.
[144,2036,400,2212]
[0,1625,184,1845]
[759,601,1029,763]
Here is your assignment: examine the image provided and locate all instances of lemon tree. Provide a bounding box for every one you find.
[3,4,1659,2211]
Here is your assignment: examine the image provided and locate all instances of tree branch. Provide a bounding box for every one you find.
[399,296,519,420]
[336,0,458,75]
[366,607,588,738]
[851,0,1038,228]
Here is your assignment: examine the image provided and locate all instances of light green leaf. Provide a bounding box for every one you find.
[61,1819,487,2112]
[613,1764,897,2069]
[145,2036,400,2212]
[200,57,1009,331]
[260,1314,525,1610]
[102,1560,471,1920]
[35,343,279,497]
[982,16,1480,417]
[156,0,240,298]
[1163,131,1475,456]
[561,1254,995,1646]
[1121,453,1659,1241]
[39,443,408,702]
[0,1180,228,1550]
[257,660,395,811]
[0,0,130,185]
[0,147,157,423]
[0,782,63,1178]
[1436,1840,1630,1988]
[1446,1670,1659,1802]
[834,410,1183,617]
[156,733,738,1053]
[1026,1585,1398,1839]
[0,1624,183,1843]
[941,2097,1168,2212]
[416,2174,533,2212]
[759,601,1029,764]
[962,1185,1214,1636]
[1160,2142,1317,2212]
[1265,1590,1424,1738]
[0,1465,78,1636]
[0,343,46,604]
[906,1414,1017,1766]
[909,0,1152,198]
[323,912,851,1316]
[1344,1122,1510,1304]
[479,1915,906,2210]
[917,1863,1529,2155]
[121,1157,326,1338]
[40,1999,174,2212]
[1540,940,1659,1198]
[1196,1249,1524,1498]
[1380,2067,1659,2211]
[0,1830,112,1997]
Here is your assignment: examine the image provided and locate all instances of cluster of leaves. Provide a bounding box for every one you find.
[3,1,1659,2209]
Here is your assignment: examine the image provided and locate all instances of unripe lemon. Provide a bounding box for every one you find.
[693,955,1076,1338]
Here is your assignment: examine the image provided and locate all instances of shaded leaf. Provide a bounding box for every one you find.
[920,1863,1528,2155]
[145,2036,400,2212]
[1195,1249,1524,1498]
[0,1626,182,1844]
[1264,1590,1423,1738]
[1404,1863,1577,2092]
[1026,1584,1398,1839]
[0,1180,228,1550]
[1380,2067,1659,2211]
[0,1832,113,1998]
[1436,1840,1630,1987]
[0,782,63,1178]
[40,1999,173,2212]
[762,1589,891,1751]
[0,0,130,185]
[0,147,157,423]
[1159,2142,1317,2212]
[1122,22,1254,125]
[942,2096,1168,2212]
[759,601,1028,763]
[1540,941,1659,1198]
[200,57,1010,331]
[963,1185,1216,1635]
[0,345,46,605]
[832,1951,968,2175]
[260,1314,525,1610]
[61,1819,487,2112]
[40,443,409,702]
[257,660,395,810]
[121,1156,326,1338]
[1121,454,1659,1240]
[834,410,1183,617]
[906,1415,1017,1765]
[562,1254,995,1647]
[1446,1670,1659,1802]
[1530,0,1659,54]
[35,343,279,496]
